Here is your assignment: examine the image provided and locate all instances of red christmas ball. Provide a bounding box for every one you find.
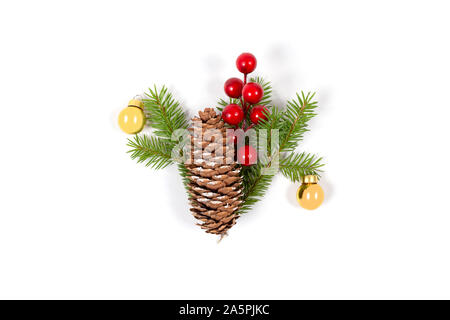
[242,82,263,104]
[250,105,269,124]
[236,53,257,74]
[237,145,257,166]
[222,104,244,125]
[224,77,244,98]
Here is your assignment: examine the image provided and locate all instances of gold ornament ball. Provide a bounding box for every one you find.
[118,99,145,134]
[296,175,324,210]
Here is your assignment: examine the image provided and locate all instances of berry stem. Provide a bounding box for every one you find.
[241,74,248,130]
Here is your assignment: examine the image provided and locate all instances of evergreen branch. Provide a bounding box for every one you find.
[177,163,190,192]
[239,164,274,214]
[255,105,283,130]
[217,97,240,112]
[279,152,324,182]
[249,76,272,106]
[217,98,228,110]
[239,101,323,213]
[254,106,283,157]
[237,104,278,214]
[127,134,173,169]
[279,92,318,152]
[144,86,188,139]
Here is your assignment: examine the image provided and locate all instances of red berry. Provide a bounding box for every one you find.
[250,105,269,124]
[236,53,257,74]
[222,104,244,125]
[224,77,244,98]
[242,82,263,104]
[237,145,257,166]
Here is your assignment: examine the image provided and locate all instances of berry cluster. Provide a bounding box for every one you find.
[222,53,268,127]
[221,53,268,166]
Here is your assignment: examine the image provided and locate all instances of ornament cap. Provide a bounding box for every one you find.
[128,99,144,109]
[302,175,319,184]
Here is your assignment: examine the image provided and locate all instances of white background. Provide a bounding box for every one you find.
[1,0,449,299]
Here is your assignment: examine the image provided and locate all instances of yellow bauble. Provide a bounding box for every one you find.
[118,99,145,134]
[296,175,324,210]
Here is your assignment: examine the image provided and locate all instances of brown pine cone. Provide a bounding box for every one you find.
[186,108,242,236]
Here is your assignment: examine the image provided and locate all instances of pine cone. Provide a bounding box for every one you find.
[186,108,242,236]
